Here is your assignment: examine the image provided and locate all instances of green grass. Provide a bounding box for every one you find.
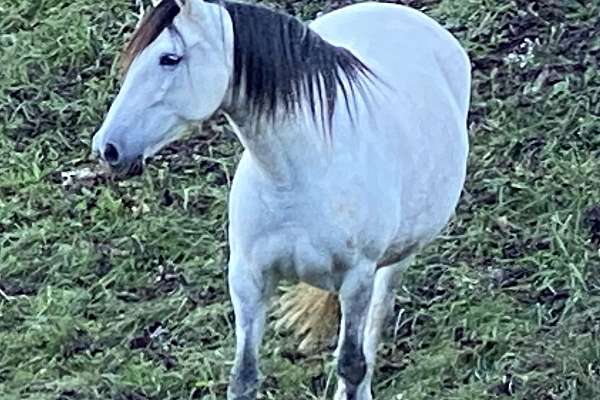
[1,0,599,399]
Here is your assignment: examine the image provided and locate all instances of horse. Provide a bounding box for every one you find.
[91,0,471,398]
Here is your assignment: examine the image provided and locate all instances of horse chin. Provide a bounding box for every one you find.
[123,157,145,178]
[100,156,145,180]
[143,126,189,160]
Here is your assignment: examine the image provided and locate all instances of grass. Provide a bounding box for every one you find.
[1,0,599,399]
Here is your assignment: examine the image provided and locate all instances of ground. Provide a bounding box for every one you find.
[1,0,600,399]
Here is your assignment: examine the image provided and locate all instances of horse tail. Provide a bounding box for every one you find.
[274,283,340,353]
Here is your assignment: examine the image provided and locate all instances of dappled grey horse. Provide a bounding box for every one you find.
[91,0,471,398]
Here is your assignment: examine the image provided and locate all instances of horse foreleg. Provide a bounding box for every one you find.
[358,258,412,399]
[227,259,270,400]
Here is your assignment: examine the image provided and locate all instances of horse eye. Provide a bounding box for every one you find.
[159,53,182,67]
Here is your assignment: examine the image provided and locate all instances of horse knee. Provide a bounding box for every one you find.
[228,340,260,399]
[228,367,259,400]
[230,362,259,389]
[337,339,367,386]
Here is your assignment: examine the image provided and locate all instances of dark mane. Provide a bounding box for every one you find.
[121,0,374,129]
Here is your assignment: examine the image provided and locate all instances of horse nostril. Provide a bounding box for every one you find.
[103,142,120,165]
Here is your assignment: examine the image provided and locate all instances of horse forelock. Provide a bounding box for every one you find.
[121,0,181,75]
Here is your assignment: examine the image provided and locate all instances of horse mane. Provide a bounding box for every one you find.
[121,0,374,130]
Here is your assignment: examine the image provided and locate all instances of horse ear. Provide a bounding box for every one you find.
[174,0,196,15]
[184,0,211,21]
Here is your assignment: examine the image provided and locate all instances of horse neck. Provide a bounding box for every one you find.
[215,2,346,186]
[223,101,326,189]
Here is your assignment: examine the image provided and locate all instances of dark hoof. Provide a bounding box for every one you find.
[228,370,259,400]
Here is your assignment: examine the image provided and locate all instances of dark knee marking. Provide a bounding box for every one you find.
[230,346,259,397]
[337,338,367,387]
[346,391,358,400]
[233,347,258,382]
[229,369,259,399]
[231,365,258,388]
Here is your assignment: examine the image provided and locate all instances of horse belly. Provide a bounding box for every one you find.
[314,2,471,259]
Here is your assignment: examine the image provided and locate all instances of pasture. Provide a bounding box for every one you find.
[1,0,599,399]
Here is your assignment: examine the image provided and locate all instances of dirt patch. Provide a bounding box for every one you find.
[0,279,39,297]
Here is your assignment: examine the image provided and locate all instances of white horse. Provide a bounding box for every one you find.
[91,0,471,398]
